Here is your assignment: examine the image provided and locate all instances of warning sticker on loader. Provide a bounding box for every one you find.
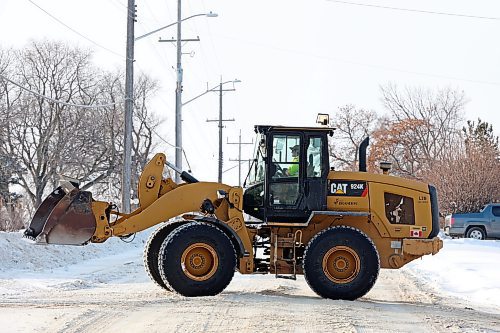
[328,180,368,197]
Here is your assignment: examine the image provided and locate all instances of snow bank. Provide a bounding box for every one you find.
[0,230,149,274]
[404,238,500,310]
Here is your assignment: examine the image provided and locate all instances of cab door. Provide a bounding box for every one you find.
[265,132,308,222]
[303,134,328,212]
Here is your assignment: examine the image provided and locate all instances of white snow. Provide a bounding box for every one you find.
[0,230,151,294]
[403,236,500,311]
[1,230,499,312]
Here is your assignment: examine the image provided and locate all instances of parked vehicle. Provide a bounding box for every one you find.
[445,204,500,240]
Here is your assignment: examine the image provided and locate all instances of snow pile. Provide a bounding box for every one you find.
[0,230,149,274]
[404,238,500,310]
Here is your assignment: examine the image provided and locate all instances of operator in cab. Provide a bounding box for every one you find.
[286,144,299,176]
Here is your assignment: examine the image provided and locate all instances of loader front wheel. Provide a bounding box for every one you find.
[144,224,176,291]
[303,226,380,300]
[158,222,236,297]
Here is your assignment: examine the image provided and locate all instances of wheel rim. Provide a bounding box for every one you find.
[181,243,219,281]
[322,246,361,284]
[469,230,483,239]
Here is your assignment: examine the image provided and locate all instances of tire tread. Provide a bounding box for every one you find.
[302,225,380,300]
[158,222,237,296]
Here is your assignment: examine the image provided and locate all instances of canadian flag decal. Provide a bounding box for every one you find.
[410,230,422,238]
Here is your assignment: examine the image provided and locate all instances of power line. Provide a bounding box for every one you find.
[200,0,223,73]
[206,78,238,183]
[228,129,253,186]
[0,73,117,109]
[328,0,500,21]
[151,128,193,172]
[217,34,500,87]
[107,0,134,15]
[138,2,177,74]
[27,0,127,60]
[222,163,239,174]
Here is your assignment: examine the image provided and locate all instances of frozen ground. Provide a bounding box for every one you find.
[0,230,499,332]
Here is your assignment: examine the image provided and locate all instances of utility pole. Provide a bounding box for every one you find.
[122,0,136,213]
[228,130,253,186]
[174,0,182,184]
[207,77,236,183]
[159,0,200,183]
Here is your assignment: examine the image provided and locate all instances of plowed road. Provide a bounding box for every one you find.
[1,265,499,333]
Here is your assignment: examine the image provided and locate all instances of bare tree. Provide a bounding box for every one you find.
[0,41,160,221]
[329,105,378,171]
[428,120,500,214]
[130,74,161,203]
[0,49,24,202]
[370,84,466,178]
[0,49,26,230]
[369,117,431,178]
[371,84,498,214]
[88,72,162,208]
[2,41,102,208]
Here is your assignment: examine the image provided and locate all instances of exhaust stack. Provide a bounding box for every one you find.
[358,137,369,172]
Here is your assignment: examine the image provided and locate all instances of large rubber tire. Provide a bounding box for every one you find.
[303,226,380,300]
[158,222,236,297]
[143,223,179,291]
[466,226,486,240]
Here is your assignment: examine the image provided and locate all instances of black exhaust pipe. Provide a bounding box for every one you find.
[358,137,369,172]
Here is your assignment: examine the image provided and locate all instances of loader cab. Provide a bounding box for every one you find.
[243,125,333,223]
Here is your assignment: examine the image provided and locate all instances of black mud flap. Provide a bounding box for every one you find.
[24,182,97,245]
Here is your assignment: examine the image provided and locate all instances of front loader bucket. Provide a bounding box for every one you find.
[24,182,97,245]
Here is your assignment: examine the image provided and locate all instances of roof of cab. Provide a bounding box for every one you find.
[254,125,335,136]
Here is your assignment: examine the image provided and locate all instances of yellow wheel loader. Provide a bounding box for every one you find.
[24,125,443,300]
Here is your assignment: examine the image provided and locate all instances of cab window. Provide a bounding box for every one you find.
[306,137,323,178]
[247,138,266,185]
[271,135,300,178]
[269,134,300,206]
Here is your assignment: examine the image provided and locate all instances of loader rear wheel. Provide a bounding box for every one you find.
[303,226,380,300]
[158,222,236,297]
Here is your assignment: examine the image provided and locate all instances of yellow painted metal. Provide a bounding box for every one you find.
[82,150,441,277]
[225,187,254,273]
[181,242,219,281]
[90,201,111,243]
[326,170,434,240]
[369,182,432,239]
[107,176,255,273]
[322,246,361,284]
[111,182,232,235]
[328,171,429,193]
[228,187,244,210]
[138,153,167,210]
[285,168,441,271]
[403,237,443,256]
[385,237,443,269]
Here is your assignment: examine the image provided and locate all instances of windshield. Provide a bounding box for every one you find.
[245,134,266,186]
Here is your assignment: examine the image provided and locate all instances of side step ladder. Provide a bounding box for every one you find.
[274,230,303,280]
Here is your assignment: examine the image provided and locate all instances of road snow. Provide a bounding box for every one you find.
[0,230,499,332]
